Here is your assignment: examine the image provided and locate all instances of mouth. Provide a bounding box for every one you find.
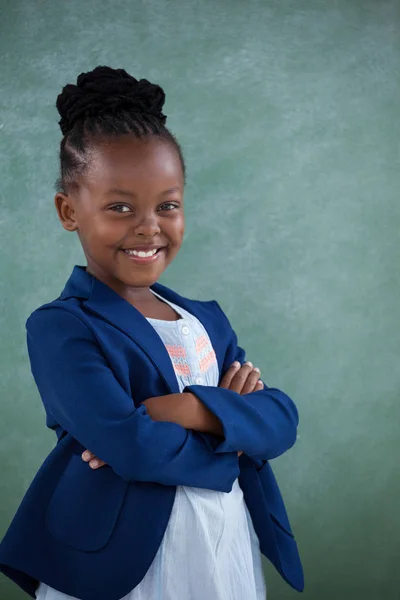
[120,246,166,264]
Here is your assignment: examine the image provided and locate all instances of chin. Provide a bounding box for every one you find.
[121,268,164,289]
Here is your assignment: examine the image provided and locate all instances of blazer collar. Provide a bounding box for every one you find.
[60,266,222,393]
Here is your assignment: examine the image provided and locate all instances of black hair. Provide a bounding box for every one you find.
[56,66,186,192]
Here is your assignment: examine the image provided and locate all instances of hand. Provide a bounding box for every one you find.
[219,361,264,395]
[220,361,263,457]
[82,450,106,470]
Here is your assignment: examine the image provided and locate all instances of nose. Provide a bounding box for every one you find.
[134,213,161,238]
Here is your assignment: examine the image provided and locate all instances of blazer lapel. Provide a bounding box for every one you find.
[62,267,225,390]
[83,275,181,394]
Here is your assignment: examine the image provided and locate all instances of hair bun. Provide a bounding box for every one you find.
[56,66,167,135]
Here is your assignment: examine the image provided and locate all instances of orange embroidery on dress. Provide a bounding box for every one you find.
[195,336,209,353]
[199,350,217,373]
[174,363,191,376]
[166,345,186,358]
[195,335,217,374]
[166,345,191,377]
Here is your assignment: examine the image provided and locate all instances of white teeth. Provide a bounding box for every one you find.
[124,248,158,258]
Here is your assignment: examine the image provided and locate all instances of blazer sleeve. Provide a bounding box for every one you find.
[184,301,299,460]
[26,307,239,492]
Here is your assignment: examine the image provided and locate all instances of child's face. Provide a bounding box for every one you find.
[56,136,185,293]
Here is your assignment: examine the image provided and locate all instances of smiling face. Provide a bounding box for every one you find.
[55,136,185,301]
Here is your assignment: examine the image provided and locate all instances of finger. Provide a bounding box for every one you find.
[228,362,254,394]
[241,367,262,395]
[89,458,106,469]
[219,361,241,389]
[255,379,264,390]
[82,450,94,462]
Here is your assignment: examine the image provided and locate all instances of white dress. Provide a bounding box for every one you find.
[36,292,266,600]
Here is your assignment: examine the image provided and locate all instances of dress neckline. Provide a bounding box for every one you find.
[145,289,184,324]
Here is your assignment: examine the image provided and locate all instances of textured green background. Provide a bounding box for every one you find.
[1,1,400,599]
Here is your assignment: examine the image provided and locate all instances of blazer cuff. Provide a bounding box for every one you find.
[184,385,243,453]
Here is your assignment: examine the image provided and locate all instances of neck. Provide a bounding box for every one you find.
[85,265,155,306]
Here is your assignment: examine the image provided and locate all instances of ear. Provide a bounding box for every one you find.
[54,192,78,232]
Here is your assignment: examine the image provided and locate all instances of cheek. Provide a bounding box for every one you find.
[81,214,125,246]
[173,214,185,241]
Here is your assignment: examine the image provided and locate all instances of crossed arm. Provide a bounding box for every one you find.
[27,306,298,491]
[82,361,263,469]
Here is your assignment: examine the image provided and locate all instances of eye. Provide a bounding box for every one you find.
[109,204,131,213]
[158,202,179,212]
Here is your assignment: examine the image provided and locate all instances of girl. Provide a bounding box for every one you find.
[0,66,303,600]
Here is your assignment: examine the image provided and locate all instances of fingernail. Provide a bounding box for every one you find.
[245,361,253,368]
[258,379,263,384]
[90,460,98,468]
[232,361,241,368]
[82,452,90,461]
[253,367,260,373]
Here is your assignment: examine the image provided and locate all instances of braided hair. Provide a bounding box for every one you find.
[56,66,186,192]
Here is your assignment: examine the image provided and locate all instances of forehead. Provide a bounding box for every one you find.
[82,136,184,193]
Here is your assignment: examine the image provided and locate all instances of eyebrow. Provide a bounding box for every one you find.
[105,186,181,198]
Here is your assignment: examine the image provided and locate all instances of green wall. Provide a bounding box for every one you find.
[1,1,399,598]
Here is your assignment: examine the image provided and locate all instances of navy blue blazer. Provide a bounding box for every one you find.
[0,266,304,600]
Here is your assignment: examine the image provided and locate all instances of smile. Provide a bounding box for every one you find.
[121,247,165,264]
[124,248,158,258]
